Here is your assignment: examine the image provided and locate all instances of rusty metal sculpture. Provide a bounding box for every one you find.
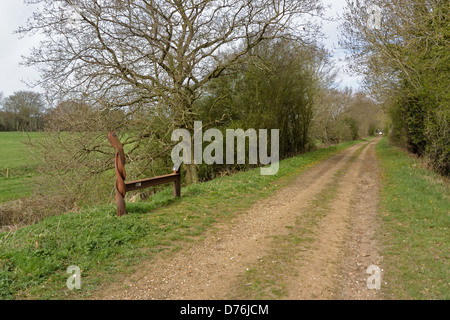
[108,131,181,216]
[108,132,127,216]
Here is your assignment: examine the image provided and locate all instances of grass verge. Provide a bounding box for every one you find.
[0,139,364,300]
[376,138,449,300]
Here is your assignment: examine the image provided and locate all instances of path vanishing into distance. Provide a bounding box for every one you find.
[92,138,384,300]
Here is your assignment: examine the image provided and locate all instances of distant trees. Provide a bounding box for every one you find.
[311,88,383,144]
[0,91,45,131]
[341,0,449,175]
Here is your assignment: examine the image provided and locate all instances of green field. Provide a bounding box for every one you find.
[0,132,43,203]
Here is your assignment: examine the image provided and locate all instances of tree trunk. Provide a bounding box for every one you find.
[175,94,199,184]
[185,163,198,184]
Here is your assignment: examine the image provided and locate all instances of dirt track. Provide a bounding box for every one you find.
[92,138,384,300]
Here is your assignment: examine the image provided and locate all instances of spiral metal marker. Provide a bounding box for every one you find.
[108,131,127,216]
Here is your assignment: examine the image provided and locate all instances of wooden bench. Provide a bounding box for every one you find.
[107,131,181,216]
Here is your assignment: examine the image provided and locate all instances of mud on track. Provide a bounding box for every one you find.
[92,138,383,300]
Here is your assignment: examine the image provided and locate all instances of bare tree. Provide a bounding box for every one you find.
[339,0,448,98]
[19,0,323,182]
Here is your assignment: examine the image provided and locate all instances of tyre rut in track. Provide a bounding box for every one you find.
[284,138,383,299]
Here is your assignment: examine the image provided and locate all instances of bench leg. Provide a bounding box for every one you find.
[173,176,181,197]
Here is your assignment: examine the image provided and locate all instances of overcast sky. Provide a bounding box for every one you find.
[0,1,42,98]
[0,0,361,99]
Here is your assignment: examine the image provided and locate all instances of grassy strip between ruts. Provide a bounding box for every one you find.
[0,139,365,300]
[376,138,449,300]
